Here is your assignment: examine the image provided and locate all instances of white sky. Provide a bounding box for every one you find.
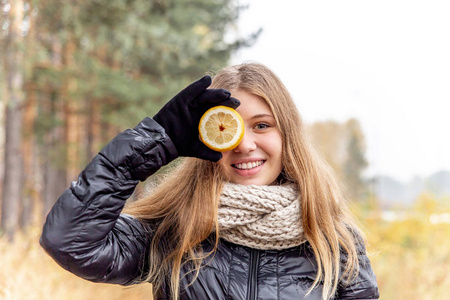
[231,0,450,182]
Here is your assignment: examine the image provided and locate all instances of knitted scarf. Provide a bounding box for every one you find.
[218,182,306,250]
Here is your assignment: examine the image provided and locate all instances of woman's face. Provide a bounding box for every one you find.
[219,90,283,185]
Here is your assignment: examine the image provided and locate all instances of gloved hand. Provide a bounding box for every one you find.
[153,75,240,162]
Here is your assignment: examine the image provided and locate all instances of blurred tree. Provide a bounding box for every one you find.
[308,120,346,175]
[343,119,368,200]
[1,0,26,241]
[309,118,368,201]
[0,0,259,235]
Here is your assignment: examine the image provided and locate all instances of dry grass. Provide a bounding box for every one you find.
[1,195,449,300]
[0,227,153,300]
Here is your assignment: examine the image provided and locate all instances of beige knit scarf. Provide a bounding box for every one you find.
[218,182,306,250]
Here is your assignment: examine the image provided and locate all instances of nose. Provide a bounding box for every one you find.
[233,130,256,153]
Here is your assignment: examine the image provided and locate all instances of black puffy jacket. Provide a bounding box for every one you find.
[40,117,380,299]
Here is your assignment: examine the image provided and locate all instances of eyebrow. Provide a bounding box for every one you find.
[250,114,274,119]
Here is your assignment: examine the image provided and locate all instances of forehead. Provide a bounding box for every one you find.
[232,90,272,117]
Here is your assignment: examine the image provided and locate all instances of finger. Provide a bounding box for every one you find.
[191,89,232,108]
[199,96,240,110]
[219,97,240,110]
[177,76,212,101]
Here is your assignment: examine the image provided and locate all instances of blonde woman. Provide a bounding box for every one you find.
[41,63,379,299]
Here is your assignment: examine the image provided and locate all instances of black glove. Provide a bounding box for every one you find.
[153,75,240,162]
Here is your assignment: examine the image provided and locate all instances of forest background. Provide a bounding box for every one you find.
[0,0,449,299]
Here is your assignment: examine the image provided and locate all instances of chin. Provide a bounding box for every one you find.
[229,177,275,186]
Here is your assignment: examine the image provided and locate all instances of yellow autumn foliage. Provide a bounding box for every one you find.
[354,194,450,300]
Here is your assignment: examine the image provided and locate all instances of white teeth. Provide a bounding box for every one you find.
[234,161,263,170]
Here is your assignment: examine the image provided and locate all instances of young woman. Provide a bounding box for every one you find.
[41,63,379,299]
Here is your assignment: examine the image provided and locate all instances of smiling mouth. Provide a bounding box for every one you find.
[232,160,265,170]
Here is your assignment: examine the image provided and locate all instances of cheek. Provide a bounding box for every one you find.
[268,134,284,171]
[267,133,283,157]
[273,146,283,170]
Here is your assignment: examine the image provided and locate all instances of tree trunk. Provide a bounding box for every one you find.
[0,67,5,203]
[87,100,101,160]
[20,3,42,228]
[20,82,39,228]
[41,91,67,218]
[41,39,67,219]
[62,39,84,183]
[1,0,25,240]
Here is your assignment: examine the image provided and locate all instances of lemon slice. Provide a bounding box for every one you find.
[199,106,244,152]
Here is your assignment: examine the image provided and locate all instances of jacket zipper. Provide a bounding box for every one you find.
[247,248,260,300]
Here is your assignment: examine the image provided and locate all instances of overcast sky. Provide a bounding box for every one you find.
[231,0,450,182]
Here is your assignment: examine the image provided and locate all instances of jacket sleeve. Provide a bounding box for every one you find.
[337,238,380,299]
[40,117,179,285]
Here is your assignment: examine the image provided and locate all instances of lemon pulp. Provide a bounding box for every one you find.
[199,106,244,152]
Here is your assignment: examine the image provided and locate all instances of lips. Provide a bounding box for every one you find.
[232,160,265,170]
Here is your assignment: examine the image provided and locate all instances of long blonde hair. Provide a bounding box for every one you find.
[125,62,362,300]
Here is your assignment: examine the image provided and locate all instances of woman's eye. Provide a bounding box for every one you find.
[254,123,270,130]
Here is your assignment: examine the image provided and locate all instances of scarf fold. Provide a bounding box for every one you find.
[218,182,306,250]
